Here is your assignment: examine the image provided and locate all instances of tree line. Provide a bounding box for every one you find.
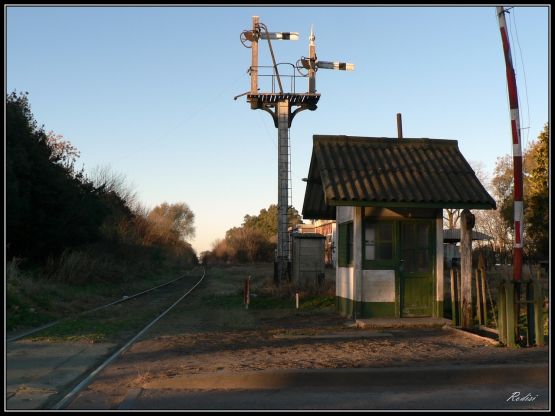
[206,124,549,268]
[6,91,198,283]
[202,205,302,264]
[447,123,549,265]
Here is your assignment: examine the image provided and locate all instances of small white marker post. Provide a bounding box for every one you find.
[295,292,299,309]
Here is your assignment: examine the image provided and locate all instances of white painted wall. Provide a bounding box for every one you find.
[336,206,354,223]
[331,222,337,267]
[335,206,443,309]
[336,267,354,300]
[362,270,396,302]
[336,206,355,300]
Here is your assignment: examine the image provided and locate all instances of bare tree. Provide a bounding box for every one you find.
[88,165,139,211]
[443,160,490,230]
[46,131,81,173]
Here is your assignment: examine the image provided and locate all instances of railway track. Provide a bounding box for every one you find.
[6,267,206,410]
[7,267,201,343]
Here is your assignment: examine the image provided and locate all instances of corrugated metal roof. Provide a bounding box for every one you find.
[443,228,492,242]
[303,135,496,220]
[291,232,326,239]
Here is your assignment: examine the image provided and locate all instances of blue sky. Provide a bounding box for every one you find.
[6,6,549,254]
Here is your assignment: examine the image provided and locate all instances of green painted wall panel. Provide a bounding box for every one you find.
[336,297,396,319]
[336,296,354,317]
[360,302,396,318]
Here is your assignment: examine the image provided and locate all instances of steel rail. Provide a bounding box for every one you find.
[7,268,199,343]
[51,267,206,410]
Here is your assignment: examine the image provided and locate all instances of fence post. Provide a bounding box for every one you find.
[475,269,482,325]
[460,209,474,329]
[498,280,506,345]
[244,276,251,310]
[525,280,534,347]
[533,279,544,347]
[505,281,516,347]
[480,268,488,326]
[451,267,457,326]
[457,269,463,326]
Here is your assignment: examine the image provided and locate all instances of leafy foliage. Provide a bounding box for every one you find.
[6,91,198,282]
[490,123,549,261]
[6,92,107,259]
[242,204,302,240]
[147,202,195,244]
[46,131,81,173]
[207,204,303,264]
[525,123,549,260]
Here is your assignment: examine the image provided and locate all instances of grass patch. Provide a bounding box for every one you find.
[6,257,196,333]
[299,295,335,310]
[198,292,335,311]
[6,290,56,329]
[195,263,336,314]
[29,315,144,343]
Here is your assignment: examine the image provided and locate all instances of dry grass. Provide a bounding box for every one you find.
[6,253,194,332]
[256,276,335,300]
[47,249,113,284]
[133,366,152,386]
[203,263,335,300]
[6,257,25,282]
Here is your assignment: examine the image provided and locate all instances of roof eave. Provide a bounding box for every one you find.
[327,200,496,210]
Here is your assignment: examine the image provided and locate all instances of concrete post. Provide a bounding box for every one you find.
[460,209,475,329]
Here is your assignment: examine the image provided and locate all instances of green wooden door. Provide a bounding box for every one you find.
[400,221,434,317]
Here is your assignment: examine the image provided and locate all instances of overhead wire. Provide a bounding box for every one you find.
[112,71,248,165]
[257,111,278,150]
[502,7,531,151]
[509,8,532,148]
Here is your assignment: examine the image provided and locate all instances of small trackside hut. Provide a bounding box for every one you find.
[302,135,496,319]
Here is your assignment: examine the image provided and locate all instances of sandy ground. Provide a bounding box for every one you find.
[15,264,545,410]
[71,310,548,409]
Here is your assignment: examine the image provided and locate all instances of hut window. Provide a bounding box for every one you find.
[364,221,394,261]
[338,221,354,267]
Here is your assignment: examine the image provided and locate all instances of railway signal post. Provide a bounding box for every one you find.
[238,16,354,283]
